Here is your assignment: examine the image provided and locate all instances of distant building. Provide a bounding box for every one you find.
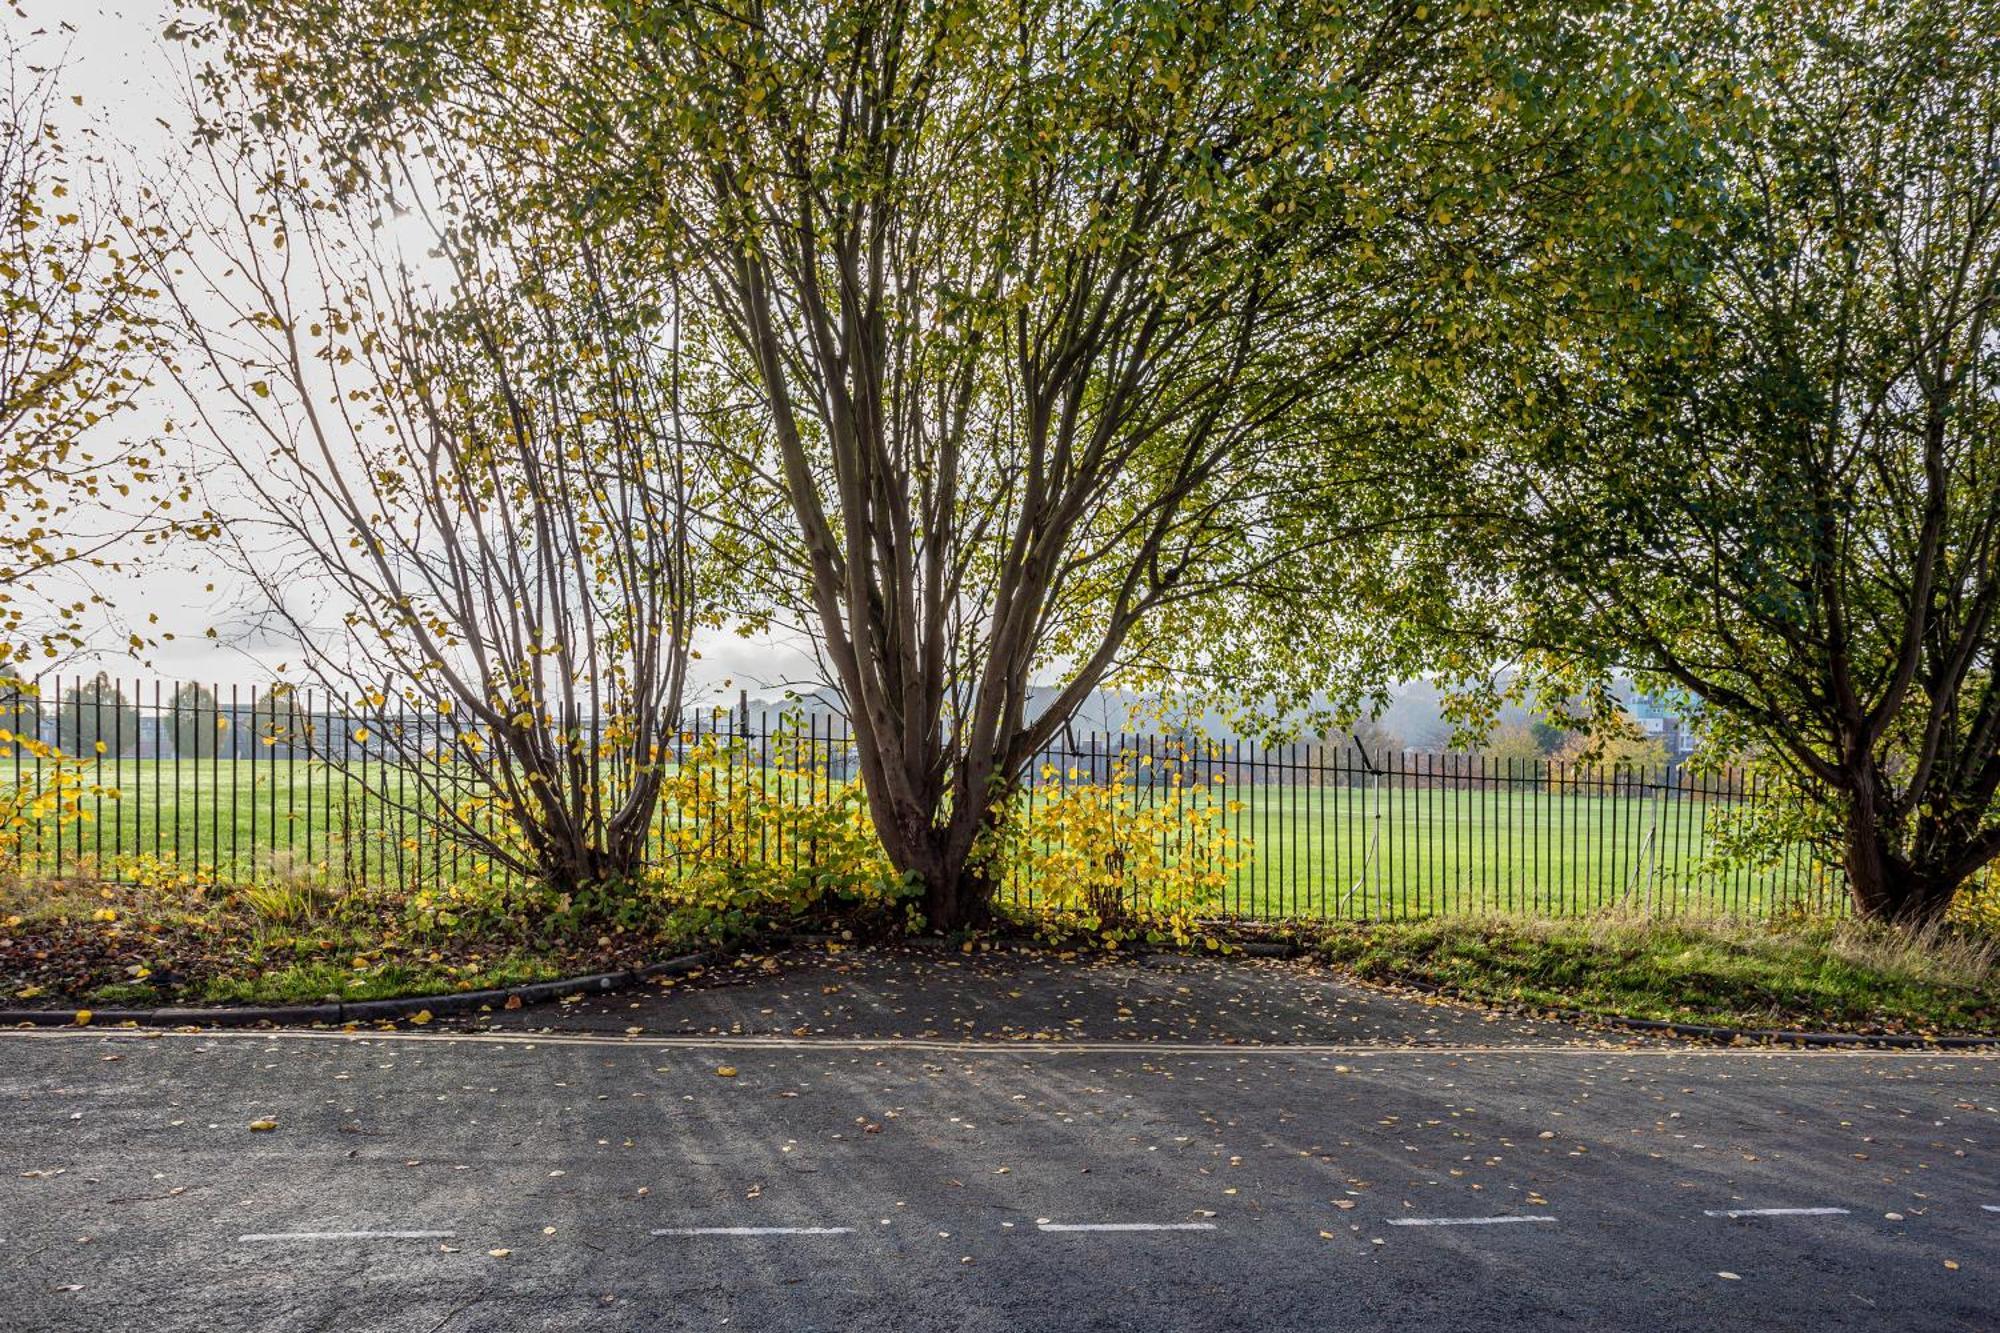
[1628,694,1698,757]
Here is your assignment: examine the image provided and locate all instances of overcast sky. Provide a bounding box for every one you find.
[11,1,818,702]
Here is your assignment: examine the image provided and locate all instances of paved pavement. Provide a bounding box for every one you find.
[1,945,1995,1331]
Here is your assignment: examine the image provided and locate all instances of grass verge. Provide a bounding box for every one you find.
[0,873,731,1008]
[1316,913,1997,1036]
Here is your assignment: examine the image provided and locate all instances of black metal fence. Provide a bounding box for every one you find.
[0,677,1846,920]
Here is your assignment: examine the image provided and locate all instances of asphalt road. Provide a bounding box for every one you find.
[1,949,1995,1331]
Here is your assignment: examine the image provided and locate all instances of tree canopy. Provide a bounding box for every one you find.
[1457,0,2000,923]
[0,44,188,670]
[182,0,1717,925]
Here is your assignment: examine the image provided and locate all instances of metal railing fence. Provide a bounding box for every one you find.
[0,678,1844,921]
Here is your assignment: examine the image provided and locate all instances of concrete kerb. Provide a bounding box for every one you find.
[3,936,1991,1048]
[0,951,714,1029]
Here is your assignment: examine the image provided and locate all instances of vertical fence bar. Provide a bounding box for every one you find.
[227,684,239,880]
[106,676,121,873]
[1474,753,1485,912]
[1598,758,1610,914]
[1313,738,1326,921]
[1420,750,1430,917]
[1529,756,1542,916]
[756,704,769,870]
[1260,735,1271,920]
[54,675,67,879]
[306,687,319,872]
[250,684,262,881]
[209,682,220,882]
[188,681,198,877]
[6,684,22,876]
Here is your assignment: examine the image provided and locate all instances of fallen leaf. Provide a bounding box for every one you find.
[715,1066,738,1078]
[488,1248,511,1258]
[247,1120,277,1132]
[407,1010,433,1026]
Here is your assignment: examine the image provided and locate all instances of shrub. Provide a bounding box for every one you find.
[656,730,903,934]
[985,751,1247,947]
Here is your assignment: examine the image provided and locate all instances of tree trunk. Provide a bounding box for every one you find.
[863,766,1010,932]
[534,827,631,901]
[1842,793,1956,927]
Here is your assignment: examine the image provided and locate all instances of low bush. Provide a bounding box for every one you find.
[982,751,1246,949]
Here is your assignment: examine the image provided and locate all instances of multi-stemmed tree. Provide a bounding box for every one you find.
[156,123,737,894]
[1466,0,2000,924]
[187,0,1706,925]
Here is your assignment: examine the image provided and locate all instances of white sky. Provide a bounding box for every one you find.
[9,0,817,702]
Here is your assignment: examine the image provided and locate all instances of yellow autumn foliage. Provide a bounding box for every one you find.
[986,752,1248,946]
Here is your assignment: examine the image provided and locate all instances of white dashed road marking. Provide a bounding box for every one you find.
[1703,1208,1850,1219]
[650,1227,855,1237]
[238,1231,455,1242]
[1387,1216,1557,1228]
[1036,1223,1219,1233]
[1983,1205,2000,1213]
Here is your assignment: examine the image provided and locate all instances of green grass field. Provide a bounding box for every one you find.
[7,757,474,890]
[4,758,1838,921]
[1194,782,1838,921]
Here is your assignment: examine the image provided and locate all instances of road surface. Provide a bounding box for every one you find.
[1,947,1993,1330]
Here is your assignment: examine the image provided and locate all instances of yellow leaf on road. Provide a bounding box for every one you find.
[715,1066,738,1077]
[248,1119,277,1132]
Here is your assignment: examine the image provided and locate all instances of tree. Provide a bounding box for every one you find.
[1472,0,2000,924]
[1529,719,1572,755]
[170,681,221,759]
[1550,721,1667,779]
[247,686,313,760]
[158,120,735,894]
[0,43,185,669]
[192,0,1705,925]
[55,672,137,757]
[1483,722,1545,769]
